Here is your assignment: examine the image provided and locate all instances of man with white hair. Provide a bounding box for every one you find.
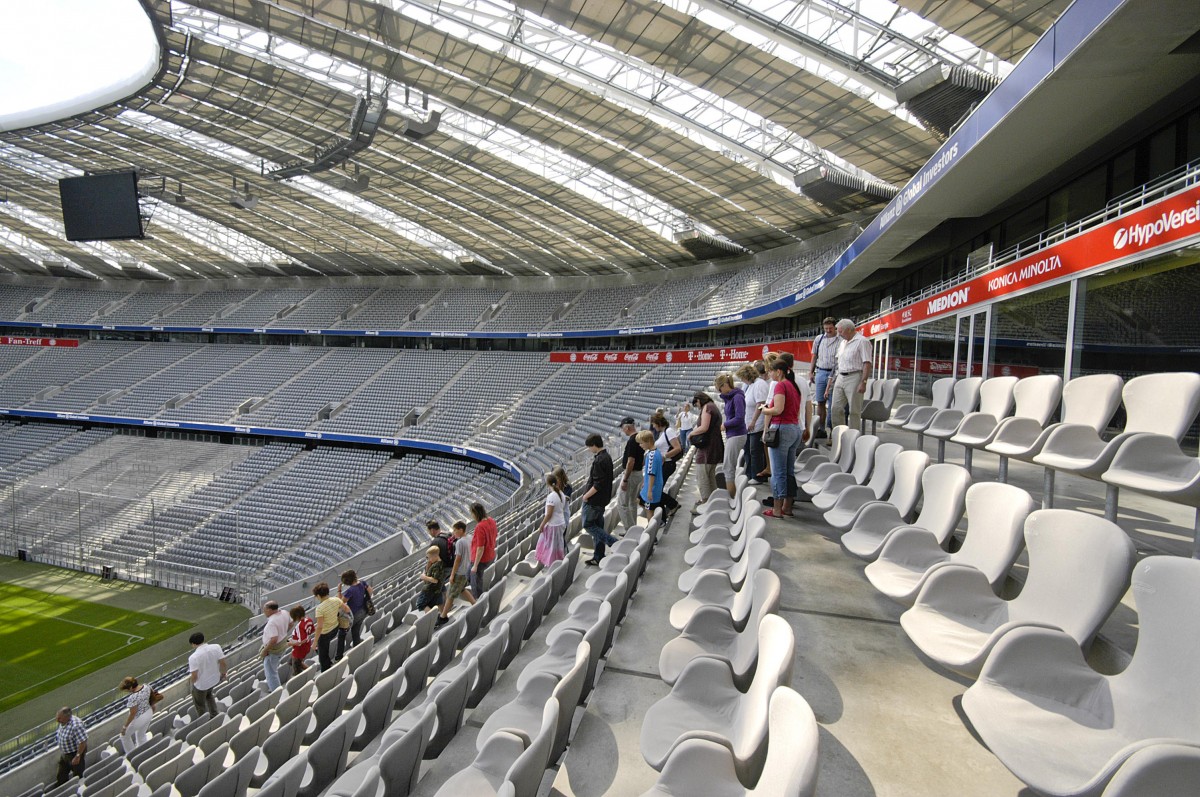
[827,318,873,433]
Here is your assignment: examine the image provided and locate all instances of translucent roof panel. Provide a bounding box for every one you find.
[0,0,161,131]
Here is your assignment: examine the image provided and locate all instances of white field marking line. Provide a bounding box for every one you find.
[8,604,146,643]
[10,647,144,697]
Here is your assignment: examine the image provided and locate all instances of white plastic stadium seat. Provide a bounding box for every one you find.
[822,449,928,531]
[812,442,902,512]
[1103,432,1200,557]
[928,375,1017,464]
[987,373,1117,481]
[840,463,970,560]
[640,615,795,787]
[640,687,819,797]
[900,508,1135,678]
[888,377,955,429]
[659,569,782,690]
[962,556,1200,797]
[956,373,1061,476]
[865,482,1035,606]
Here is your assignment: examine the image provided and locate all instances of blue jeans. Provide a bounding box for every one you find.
[584,503,618,560]
[583,503,605,539]
[767,424,801,500]
[263,652,282,691]
[680,430,690,452]
[813,369,833,428]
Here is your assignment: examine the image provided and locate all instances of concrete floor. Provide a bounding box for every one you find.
[404,426,1197,796]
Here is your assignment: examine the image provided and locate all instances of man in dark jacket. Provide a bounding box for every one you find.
[426,520,454,577]
[581,433,619,565]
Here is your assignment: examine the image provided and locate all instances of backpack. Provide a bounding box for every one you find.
[433,534,454,569]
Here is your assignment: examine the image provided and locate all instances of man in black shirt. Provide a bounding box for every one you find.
[617,417,645,534]
[582,433,619,566]
[426,520,454,578]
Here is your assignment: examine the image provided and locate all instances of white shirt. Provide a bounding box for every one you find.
[744,378,771,432]
[545,490,567,527]
[677,409,695,431]
[655,425,680,459]
[189,643,224,690]
[836,333,873,374]
[261,610,289,650]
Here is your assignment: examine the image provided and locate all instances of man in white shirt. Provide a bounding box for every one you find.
[259,601,289,692]
[827,318,873,433]
[808,317,839,439]
[188,632,227,717]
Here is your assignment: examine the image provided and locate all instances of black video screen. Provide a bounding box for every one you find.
[59,172,144,241]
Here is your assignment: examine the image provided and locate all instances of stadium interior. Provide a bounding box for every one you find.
[1,0,1200,795]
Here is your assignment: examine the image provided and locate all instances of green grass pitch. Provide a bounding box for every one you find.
[0,585,192,714]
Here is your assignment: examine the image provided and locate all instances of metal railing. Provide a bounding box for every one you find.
[860,159,1200,329]
[3,483,253,603]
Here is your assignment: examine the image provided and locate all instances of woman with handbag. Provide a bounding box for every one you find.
[338,570,373,649]
[760,352,804,518]
[689,391,725,504]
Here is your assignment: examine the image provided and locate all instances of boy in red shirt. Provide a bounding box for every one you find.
[288,605,315,675]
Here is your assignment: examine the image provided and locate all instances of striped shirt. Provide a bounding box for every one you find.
[812,332,839,371]
[56,715,87,755]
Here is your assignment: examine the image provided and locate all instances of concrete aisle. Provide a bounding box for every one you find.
[550,451,1028,797]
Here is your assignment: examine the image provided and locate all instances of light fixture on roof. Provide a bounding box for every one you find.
[229,176,259,210]
[396,86,441,142]
[795,163,899,213]
[896,64,1001,141]
[672,223,750,260]
[397,110,441,141]
[326,163,369,193]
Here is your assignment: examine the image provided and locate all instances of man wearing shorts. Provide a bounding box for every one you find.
[436,521,475,626]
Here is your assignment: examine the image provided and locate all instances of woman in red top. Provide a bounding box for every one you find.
[469,502,497,594]
[760,352,805,518]
[288,605,315,675]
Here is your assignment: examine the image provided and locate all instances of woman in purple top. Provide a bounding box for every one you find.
[716,373,747,499]
[338,569,373,648]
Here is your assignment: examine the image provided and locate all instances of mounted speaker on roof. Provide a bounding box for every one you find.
[896,64,1001,141]
[795,164,899,214]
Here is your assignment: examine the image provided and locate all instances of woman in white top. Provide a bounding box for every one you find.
[676,403,696,451]
[119,675,153,752]
[535,471,567,566]
[650,412,683,515]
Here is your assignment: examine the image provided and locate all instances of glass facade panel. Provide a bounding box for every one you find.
[913,317,957,403]
[988,282,1070,381]
[887,329,918,406]
[1075,257,1200,448]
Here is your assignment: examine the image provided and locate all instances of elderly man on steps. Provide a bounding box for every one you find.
[827,318,873,434]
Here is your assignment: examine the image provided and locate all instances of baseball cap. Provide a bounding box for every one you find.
[618,417,635,427]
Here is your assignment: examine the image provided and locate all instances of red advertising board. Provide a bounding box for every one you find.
[0,336,79,348]
[550,339,814,365]
[867,184,1200,336]
[887,357,1039,378]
